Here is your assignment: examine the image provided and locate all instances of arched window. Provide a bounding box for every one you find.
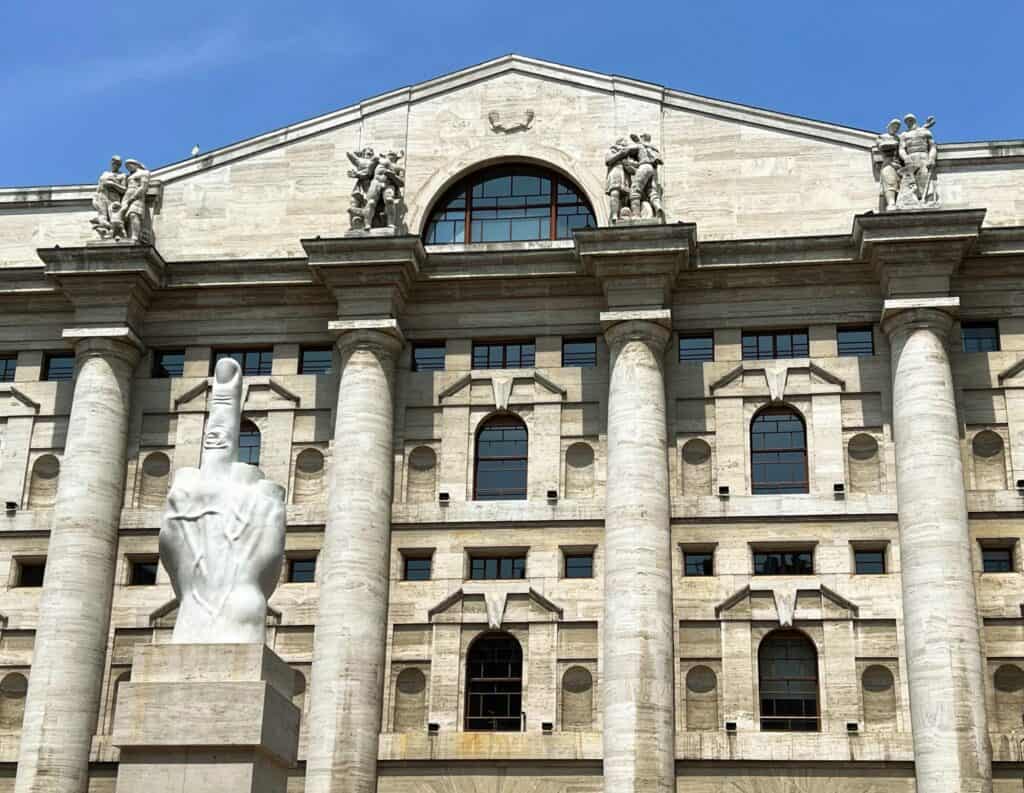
[465,632,523,732]
[424,165,596,245]
[751,407,808,494]
[475,415,528,501]
[758,630,819,731]
[238,420,261,466]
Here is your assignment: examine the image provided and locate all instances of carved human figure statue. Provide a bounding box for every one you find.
[90,155,127,239]
[629,133,664,221]
[898,113,937,203]
[605,138,632,222]
[346,146,405,232]
[121,159,151,242]
[159,357,286,644]
[605,132,665,223]
[875,119,902,211]
[872,114,939,211]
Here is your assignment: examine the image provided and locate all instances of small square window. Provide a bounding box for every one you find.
[16,559,46,587]
[982,546,1014,573]
[562,338,597,368]
[679,334,714,363]
[287,556,317,583]
[213,349,274,376]
[837,326,874,357]
[43,353,75,381]
[412,344,446,372]
[403,556,432,581]
[854,549,886,574]
[753,550,814,575]
[299,347,333,375]
[0,355,16,383]
[128,559,159,586]
[152,350,185,378]
[564,553,594,578]
[684,552,714,577]
[962,322,1000,353]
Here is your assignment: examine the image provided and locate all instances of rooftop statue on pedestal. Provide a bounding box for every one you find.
[345,146,406,234]
[873,114,939,210]
[605,132,665,224]
[90,155,155,243]
[159,358,286,644]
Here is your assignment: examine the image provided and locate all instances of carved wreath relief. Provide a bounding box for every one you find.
[90,155,154,243]
[605,133,665,223]
[346,146,406,234]
[873,114,939,211]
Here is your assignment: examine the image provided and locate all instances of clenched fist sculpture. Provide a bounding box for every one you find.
[159,357,286,644]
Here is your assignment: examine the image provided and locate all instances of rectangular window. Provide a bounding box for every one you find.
[403,556,433,581]
[128,559,159,586]
[0,355,16,382]
[15,558,45,588]
[564,553,594,578]
[469,555,526,580]
[287,556,317,583]
[472,341,536,370]
[299,347,333,375]
[412,343,446,372]
[742,330,809,360]
[679,334,715,363]
[982,546,1014,573]
[212,349,273,376]
[837,326,875,357]
[152,350,185,378]
[962,321,1000,353]
[753,550,814,575]
[562,338,597,368]
[43,353,75,381]
[684,552,714,577]
[854,549,886,574]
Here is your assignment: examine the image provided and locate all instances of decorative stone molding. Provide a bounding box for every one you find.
[0,385,40,413]
[487,109,534,134]
[436,370,566,407]
[428,583,563,629]
[708,360,846,401]
[715,583,859,626]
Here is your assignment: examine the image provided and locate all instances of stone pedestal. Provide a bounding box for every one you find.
[112,643,299,793]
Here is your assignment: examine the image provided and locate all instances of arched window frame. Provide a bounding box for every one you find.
[474,414,528,501]
[238,419,261,466]
[464,632,524,732]
[423,164,596,245]
[750,406,809,494]
[758,630,820,732]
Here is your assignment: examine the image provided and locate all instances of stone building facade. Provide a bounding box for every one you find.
[0,55,1023,792]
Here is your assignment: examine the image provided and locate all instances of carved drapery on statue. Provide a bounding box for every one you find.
[605,132,665,224]
[90,155,155,243]
[345,146,406,234]
[158,357,286,644]
[873,114,939,211]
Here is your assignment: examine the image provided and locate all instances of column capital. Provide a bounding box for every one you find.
[601,309,672,352]
[62,326,145,367]
[880,297,959,340]
[329,318,405,360]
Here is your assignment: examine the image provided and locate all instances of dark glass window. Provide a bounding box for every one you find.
[854,549,886,574]
[962,322,1000,353]
[213,349,273,376]
[754,551,814,575]
[299,347,333,375]
[837,326,874,357]
[679,334,715,363]
[759,631,819,731]
[684,552,714,577]
[0,355,16,382]
[129,559,158,586]
[472,341,535,370]
[287,557,317,583]
[43,353,75,381]
[474,416,528,500]
[152,350,185,378]
[238,420,261,466]
[403,557,432,581]
[562,338,597,368]
[412,343,446,372]
[982,547,1014,573]
[742,330,809,360]
[465,633,523,731]
[751,407,809,494]
[425,165,596,245]
[564,553,594,578]
[16,559,45,587]
[470,555,526,580]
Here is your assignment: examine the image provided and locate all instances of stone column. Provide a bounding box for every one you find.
[304,319,402,793]
[16,329,142,793]
[882,299,992,793]
[601,311,675,793]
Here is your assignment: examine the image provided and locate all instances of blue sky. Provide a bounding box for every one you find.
[2,0,1021,187]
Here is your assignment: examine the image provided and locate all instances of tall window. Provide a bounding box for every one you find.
[759,631,819,731]
[742,330,809,360]
[751,407,808,494]
[424,165,595,244]
[474,416,528,500]
[238,420,261,465]
[465,633,523,731]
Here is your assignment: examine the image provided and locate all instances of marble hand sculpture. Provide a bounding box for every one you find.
[159,357,286,644]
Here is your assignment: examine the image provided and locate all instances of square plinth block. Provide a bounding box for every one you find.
[113,643,299,793]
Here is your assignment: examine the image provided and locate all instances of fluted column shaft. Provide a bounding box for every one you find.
[601,317,675,793]
[305,325,402,793]
[883,306,992,793]
[16,335,141,793]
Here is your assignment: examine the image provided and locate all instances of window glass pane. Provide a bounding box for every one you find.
[129,560,159,586]
[288,558,316,583]
[43,354,75,381]
[684,552,714,576]
[854,549,886,574]
[0,355,17,382]
[152,350,185,378]
[742,331,810,360]
[470,556,526,580]
[404,557,432,580]
[962,322,1000,353]
[753,551,814,575]
[562,338,597,367]
[215,349,273,376]
[238,422,261,465]
[751,409,808,494]
[837,327,874,357]
[982,547,1013,573]
[679,335,714,362]
[565,554,593,578]
[465,635,523,731]
[300,348,333,375]
[412,344,446,372]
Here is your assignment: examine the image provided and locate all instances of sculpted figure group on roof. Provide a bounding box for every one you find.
[605,133,665,224]
[346,146,406,233]
[874,114,940,211]
[90,155,153,242]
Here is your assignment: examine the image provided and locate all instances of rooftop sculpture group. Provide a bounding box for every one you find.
[605,133,665,224]
[90,155,154,242]
[346,146,406,233]
[874,114,939,211]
